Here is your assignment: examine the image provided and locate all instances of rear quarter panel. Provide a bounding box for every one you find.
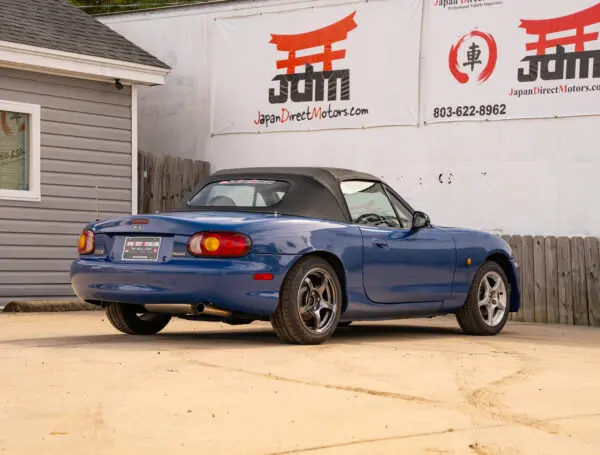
[238,217,365,310]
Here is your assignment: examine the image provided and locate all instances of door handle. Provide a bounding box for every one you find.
[372,239,389,248]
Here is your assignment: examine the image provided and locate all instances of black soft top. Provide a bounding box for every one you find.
[182,166,385,223]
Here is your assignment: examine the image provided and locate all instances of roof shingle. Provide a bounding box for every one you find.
[0,0,170,69]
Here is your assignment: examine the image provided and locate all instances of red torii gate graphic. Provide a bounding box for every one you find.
[269,11,358,74]
[519,2,600,55]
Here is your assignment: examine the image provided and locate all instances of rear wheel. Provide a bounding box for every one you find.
[105,303,172,335]
[456,261,510,336]
[270,256,342,345]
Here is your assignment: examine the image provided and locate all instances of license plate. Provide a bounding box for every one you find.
[122,237,162,261]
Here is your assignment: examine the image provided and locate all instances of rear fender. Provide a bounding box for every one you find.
[284,251,350,312]
[250,223,364,314]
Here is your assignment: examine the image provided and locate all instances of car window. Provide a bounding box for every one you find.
[187,179,290,208]
[384,188,412,229]
[340,181,401,228]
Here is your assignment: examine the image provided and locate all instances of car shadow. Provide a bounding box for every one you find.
[2,322,467,351]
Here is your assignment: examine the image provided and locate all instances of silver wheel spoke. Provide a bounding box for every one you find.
[304,277,315,293]
[298,287,311,313]
[483,278,492,299]
[320,298,334,311]
[491,279,502,292]
[486,305,494,324]
[479,279,490,306]
[311,309,322,329]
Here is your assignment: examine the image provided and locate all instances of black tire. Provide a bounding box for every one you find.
[224,319,254,326]
[270,256,342,345]
[456,261,510,336]
[105,302,172,335]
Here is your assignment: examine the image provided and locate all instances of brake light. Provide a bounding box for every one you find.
[187,232,252,258]
[78,229,95,255]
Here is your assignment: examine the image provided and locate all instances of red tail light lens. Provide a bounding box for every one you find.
[78,229,95,255]
[187,232,252,258]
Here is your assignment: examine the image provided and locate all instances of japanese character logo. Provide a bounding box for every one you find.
[449,30,498,84]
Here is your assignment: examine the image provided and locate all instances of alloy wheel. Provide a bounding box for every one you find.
[296,267,339,334]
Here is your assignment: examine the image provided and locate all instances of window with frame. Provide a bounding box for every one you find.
[187,179,290,208]
[0,101,41,202]
[340,180,402,228]
[383,187,413,229]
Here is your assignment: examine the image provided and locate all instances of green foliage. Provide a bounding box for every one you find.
[70,0,204,15]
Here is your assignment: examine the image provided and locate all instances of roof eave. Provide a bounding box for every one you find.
[94,0,234,17]
[0,40,170,86]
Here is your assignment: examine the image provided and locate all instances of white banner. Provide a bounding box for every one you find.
[210,0,422,134]
[424,0,600,123]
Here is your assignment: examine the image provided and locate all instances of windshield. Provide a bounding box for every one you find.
[187,179,290,208]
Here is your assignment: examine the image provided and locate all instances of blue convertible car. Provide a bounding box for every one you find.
[71,167,520,344]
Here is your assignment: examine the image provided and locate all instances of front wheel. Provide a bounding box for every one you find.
[270,256,342,345]
[456,261,510,336]
[105,303,172,335]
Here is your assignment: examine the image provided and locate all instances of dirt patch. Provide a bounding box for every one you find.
[2,300,101,313]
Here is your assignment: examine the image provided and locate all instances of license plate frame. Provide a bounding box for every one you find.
[122,236,162,261]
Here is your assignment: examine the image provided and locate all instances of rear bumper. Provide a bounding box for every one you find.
[70,254,298,316]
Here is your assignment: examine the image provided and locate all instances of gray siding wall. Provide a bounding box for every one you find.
[0,67,132,306]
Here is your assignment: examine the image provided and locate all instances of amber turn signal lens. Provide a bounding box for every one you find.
[78,229,95,255]
[203,236,221,253]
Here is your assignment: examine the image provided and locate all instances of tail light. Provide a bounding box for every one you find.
[78,229,95,255]
[187,232,252,258]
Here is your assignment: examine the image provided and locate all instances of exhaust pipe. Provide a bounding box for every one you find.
[143,303,232,318]
[198,303,232,318]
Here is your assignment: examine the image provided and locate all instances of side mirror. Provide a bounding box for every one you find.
[412,211,431,230]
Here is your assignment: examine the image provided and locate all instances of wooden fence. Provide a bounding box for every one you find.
[137,150,211,214]
[501,235,600,327]
[135,153,599,328]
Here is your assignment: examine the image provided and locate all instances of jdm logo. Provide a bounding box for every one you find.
[268,12,358,104]
[518,3,600,82]
[449,30,498,84]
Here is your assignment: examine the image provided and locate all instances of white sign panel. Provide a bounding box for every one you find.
[211,0,422,134]
[424,0,600,123]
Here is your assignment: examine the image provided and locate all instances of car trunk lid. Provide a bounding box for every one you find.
[88,211,275,262]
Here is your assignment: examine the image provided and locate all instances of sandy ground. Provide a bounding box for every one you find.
[0,312,599,455]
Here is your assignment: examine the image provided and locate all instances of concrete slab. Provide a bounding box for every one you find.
[0,312,599,454]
